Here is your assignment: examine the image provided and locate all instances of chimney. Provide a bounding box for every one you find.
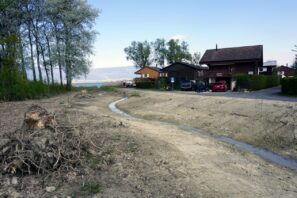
[216,44,218,51]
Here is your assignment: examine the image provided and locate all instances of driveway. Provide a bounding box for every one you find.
[181,86,297,102]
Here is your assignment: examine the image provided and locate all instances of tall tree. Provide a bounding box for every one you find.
[153,38,166,67]
[165,39,192,64]
[292,45,297,75]
[191,52,201,65]
[60,0,98,89]
[124,41,152,68]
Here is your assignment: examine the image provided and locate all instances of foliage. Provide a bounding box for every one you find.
[293,45,297,76]
[135,79,155,89]
[233,74,250,89]
[0,71,67,101]
[166,39,192,64]
[124,41,153,68]
[191,52,201,65]
[152,38,166,67]
[124,38,197,67]
[0,0,99,94]
[155,77,169,90]
[281,77,297,95]
[79,183,102,196]
[234,74,280,91]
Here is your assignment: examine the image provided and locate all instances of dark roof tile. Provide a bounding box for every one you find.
[200,45,263,64]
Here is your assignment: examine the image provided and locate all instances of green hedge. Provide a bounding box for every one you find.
[281,77,297,95]
[155,77,170,90]
[234,74,280,91]
[135,81,155,89]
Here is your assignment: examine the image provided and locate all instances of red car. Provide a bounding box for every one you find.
[211,82,228,92]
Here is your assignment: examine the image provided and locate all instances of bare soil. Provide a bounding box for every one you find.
[0,90,297,197]
[119,89,297,160]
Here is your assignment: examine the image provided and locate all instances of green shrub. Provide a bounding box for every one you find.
[233,74,251,89]
[155,77,169,90]
[234,74,280,91]
[135,78,155,89]
[0,71,67,101]
[281,77,297,95]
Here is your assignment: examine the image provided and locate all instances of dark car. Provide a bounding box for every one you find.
[181,80,195,91]
[211,82,228,92]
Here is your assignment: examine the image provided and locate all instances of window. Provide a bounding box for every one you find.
[259,67,267,72]
[143,74,149,78]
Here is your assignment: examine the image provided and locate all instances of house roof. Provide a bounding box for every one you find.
[161,62,208,71]
[275,66,295,71]
[135,66,162,74]
[200,45,263,64]
[263,60,277,67]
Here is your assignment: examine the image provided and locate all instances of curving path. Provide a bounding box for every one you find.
[109,97,297,172]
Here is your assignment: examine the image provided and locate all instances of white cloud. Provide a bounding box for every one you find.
[169,34,187,41]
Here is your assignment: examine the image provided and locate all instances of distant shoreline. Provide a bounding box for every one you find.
[73,80,124,88]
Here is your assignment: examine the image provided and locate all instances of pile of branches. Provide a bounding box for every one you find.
[0,105,89,175]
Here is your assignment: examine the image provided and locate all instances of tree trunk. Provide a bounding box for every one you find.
[45,35,54,84]
[34,34,43,82]
[19,40,27,79]
[40,43,49,84]
[65,30,71,90]
[56,37,63,86]
[28,23,36,82]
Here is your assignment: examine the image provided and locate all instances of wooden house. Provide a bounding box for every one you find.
[161,62,208,81]
[200,45,263,90]
[274,66,296,78]
[135,66,165,79]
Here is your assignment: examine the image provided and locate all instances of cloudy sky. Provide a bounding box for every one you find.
[88,0,297,68]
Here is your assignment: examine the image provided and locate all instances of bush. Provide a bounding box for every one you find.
[0,71,67,101]
[281,77,297,95]
[234,74,280,91]
[155,77,169,90]
[135,78,155,89]
[135,81,155,89]
[233,74,250,89]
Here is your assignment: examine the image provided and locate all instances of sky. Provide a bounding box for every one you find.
[88,0,297,68]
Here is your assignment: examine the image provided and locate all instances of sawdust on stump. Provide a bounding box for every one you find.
[0,105,89,175]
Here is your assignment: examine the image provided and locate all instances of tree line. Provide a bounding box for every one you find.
[124,39,201,68]
[0,0,99,92]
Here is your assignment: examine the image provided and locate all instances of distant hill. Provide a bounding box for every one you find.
[27,66,137,83]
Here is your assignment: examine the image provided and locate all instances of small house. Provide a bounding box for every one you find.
[161,62,208,81]
[134,66,164,79]
[259,60,277,75]
[200,45,263,90]
[275,66,295,78]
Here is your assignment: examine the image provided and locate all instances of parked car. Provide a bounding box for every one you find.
[181,80,195,91]
[195,80,206,92]
[123,80,135,88]
[211,82,228,92]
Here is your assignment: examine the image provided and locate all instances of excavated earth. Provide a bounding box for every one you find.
[0,89,296,197]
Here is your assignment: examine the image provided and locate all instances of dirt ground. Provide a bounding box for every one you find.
[0,89,297,197]
[119,89,297,160]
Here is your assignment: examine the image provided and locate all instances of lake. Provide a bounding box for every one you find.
[73,82,103,88]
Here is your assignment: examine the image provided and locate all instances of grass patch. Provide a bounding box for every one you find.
[99,86,118,92]
[72,182,102,196]
[129,91,141,97]
[80,183,102,195]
